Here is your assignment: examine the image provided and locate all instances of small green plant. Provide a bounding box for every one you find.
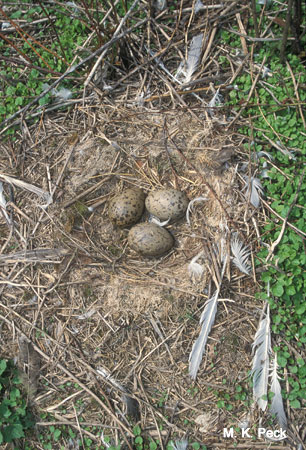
[222,23,306,408]
[0,359,35,444]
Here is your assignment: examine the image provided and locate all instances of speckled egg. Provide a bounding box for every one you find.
[145,189,189,222]
[109,188,145,226]
[128,223,174,257]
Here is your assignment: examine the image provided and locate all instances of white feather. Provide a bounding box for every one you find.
[260,169,271,179]
[155,0,167,11]
[186,196,207,225]
[149,215,170,227]
[269,353,287,428]
[189,259,227,379]
[256,151,273,161]
[231,235,251,275]
[0,182,11,224]
[251,305,271,411]
[243,176,264,208]
[208,88,223,116]
[189,291,218,380]
[178,34,203,84]
[188,250,205,278]
[77,309,96,320]
[172,439,188,450]
[194,0,204,13]
[54,87,72,101]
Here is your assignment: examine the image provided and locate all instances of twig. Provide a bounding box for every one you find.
[0,248,69,264]
[280,0,294,63]
[227,27,291,42]
[286,61,306,128]
[235,13,248,55]
[137,367,164,450]
[250,0,260,39]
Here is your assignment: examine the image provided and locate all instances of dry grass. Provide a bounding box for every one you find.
[0,1,300,449]
[0,105,266,448]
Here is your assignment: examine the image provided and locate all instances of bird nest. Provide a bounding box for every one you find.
[0,0,298,447]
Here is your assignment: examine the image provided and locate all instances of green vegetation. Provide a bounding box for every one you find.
[0,0,143,131]
[220,5,306,409]
[0,1,91,128]
[0,359,35,444]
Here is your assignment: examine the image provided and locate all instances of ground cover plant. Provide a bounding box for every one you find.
[0,1,305,449]
[0,359,35,444]
[223,10,306,410]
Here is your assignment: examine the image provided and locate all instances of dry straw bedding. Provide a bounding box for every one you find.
[0,106,264,446]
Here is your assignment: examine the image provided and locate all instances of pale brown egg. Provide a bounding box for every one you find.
[145,189,189,222]
[128,223,174,257]
[109,188,145,226]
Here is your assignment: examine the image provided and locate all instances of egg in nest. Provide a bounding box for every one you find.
[128,223,174,257]
[145,189,189,222]
[109,188,145,226]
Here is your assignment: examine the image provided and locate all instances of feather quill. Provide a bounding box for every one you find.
[251,304,271,411]
[269,353,287,428]
[231,235,251,275]
[243,176,264,208]
[189,259,227,379]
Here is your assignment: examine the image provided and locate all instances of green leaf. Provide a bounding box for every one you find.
[0,360,7,376]
[290,399,301,408]
[274,315,281,324]
[278,356,287,367]
[133,425,141,436]
[38,95,50,106]
[296,304,306,315]
[5,86,15,96]
[0,403,11,419]
[2,424,24,442]
[191,444,201,450]
[53,429,61,440]
[271,284,284,297]
[149,440,158,450]
[10,387,20,401]
[15,97,23,106]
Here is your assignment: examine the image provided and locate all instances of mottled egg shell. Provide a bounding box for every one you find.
[128,223,174,257]
[145,189,189,221]
[109,188,145,226]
